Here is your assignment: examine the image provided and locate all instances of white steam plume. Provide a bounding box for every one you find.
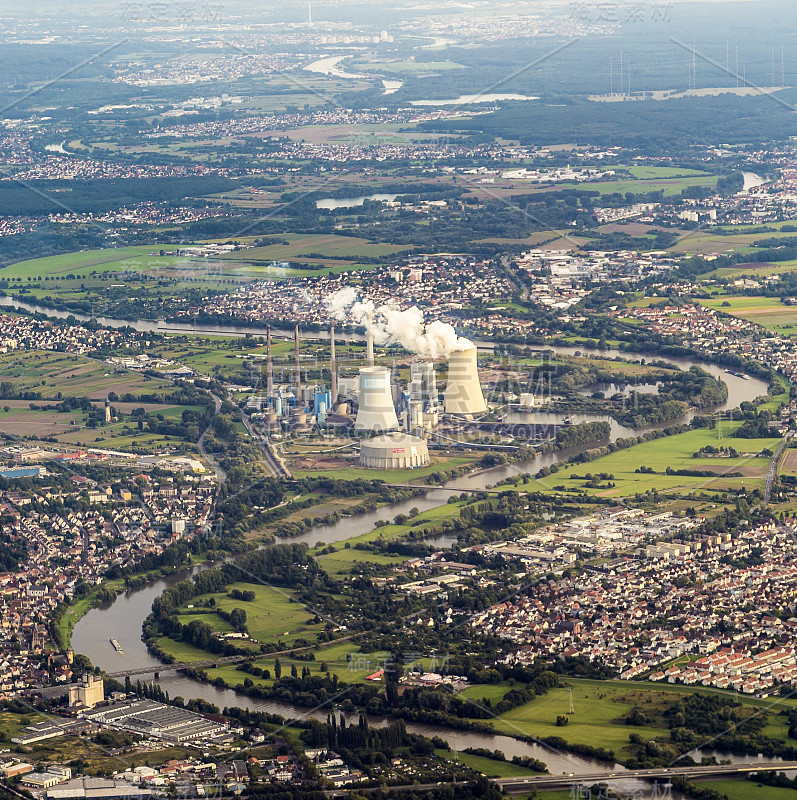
[324,289,473,359]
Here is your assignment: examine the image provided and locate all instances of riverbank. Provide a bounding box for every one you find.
[54,553,211,651]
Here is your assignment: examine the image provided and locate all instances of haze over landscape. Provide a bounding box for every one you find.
[5,3,797,800]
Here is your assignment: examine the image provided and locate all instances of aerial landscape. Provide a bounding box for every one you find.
[10,1,797,799]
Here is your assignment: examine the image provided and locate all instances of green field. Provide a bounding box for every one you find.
[697,295,797,336]
[180,581,325,647]
[155,637,390,686]
[483,683,667,753]
[522,422,779,497]
[702,779,797,799]
[1,234,407,294]
[0,350,173,399]
[622,166,713,179]
[434,749,542,778]
[291,455,475,483]
[560,174,720,197]
[315,547,408,576]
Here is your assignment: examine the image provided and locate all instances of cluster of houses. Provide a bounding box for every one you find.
[0,751,303,799]
[619,300,797,390]
[485,517,797,695]
[176,257,512,328]
[0,474,215,691]
[0,313,140,355]
[649,644,797,694]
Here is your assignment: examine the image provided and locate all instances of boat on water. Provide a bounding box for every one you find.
[110,638,124,653]
[725,369,750,380]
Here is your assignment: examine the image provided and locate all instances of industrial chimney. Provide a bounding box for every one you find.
[354,366,400,431]
[330,324,338,403]
[266,325,274,397]
[366,324,375,367]
[293,325,302,410]
[444,347,487,415]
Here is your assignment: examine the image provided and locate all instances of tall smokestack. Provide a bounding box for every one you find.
[366,315,375,367]
[266,325,274,397]
[294,325,302,411]
[330,324,338,402]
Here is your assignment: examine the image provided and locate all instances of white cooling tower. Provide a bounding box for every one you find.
[354,367,400,431]
[444,347,487,415]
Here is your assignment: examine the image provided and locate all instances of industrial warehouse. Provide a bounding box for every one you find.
[80,699,235,745]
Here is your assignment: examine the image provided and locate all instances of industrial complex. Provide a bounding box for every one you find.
[244,325,491,470]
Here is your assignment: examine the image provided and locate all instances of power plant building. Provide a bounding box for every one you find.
[360,432,429,469]
[444,347,487,415]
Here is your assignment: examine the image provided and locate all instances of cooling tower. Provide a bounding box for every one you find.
[354,366,400,432]
[444,347,487,415]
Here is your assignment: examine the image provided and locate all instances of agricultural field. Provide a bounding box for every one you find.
[214,233,406,263]
[523,423,780,498]
[696,295,797,336]
[0,351,173,400]
[0,234,404,298]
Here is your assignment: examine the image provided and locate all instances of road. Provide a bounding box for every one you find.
[764,431,791,503]
[198,392,227,483]
[321,760,797,797]
[494,760,797,792]
[241,411,291,478]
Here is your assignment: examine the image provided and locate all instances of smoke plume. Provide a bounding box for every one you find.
[324,289,474,359]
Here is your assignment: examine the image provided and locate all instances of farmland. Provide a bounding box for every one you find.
[0,350,173,400]
[696,295,797,336]
[523,422,780,498]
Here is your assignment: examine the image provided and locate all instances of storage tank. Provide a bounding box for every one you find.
[360,432,429,469]
[444,347,487,415]
[354,367,400,431]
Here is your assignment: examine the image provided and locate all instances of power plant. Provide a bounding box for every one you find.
[246,325,493,470]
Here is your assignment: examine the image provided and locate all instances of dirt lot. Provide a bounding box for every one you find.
[292,457,353,470]
[780,448,797,474]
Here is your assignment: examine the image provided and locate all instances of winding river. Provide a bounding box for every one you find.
[12,295,773,793]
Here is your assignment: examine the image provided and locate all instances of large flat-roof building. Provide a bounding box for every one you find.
[359,432,429,470]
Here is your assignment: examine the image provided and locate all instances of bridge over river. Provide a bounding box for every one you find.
[494,760,797,792]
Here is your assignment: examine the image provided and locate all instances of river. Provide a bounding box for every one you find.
[304,56,368,80]
[410,93,538,107]
[315,193,399,210]
[24,291,768,793]
[741,171,767,191]
[72,339,766,670]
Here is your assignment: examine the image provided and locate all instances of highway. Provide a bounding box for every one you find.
[494,760,797,792]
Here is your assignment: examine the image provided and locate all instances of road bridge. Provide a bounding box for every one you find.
[495,761,797,793]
